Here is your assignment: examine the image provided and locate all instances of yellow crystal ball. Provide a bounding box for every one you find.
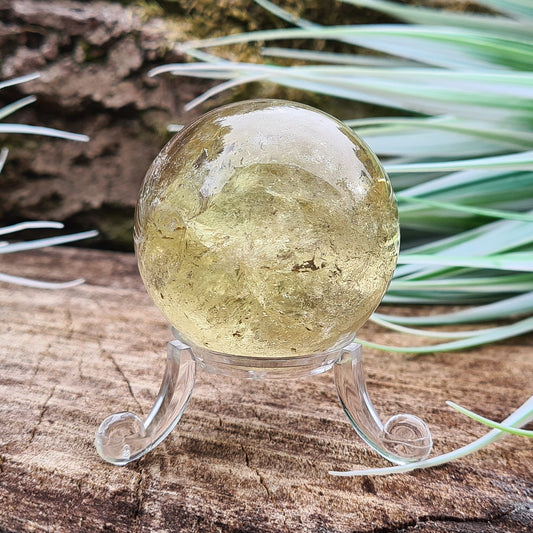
[135,100,399,357]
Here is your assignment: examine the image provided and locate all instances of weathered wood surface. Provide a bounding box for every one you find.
[0,247,531,532]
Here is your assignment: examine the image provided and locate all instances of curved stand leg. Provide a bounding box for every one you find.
[95,340,196,466]
[334,343,432,464]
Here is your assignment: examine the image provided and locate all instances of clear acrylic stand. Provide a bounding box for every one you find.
[96,339,432,466]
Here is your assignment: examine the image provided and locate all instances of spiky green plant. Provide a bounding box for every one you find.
[0,73,97,288]
[150,0,533,353]
[148,0,533,472]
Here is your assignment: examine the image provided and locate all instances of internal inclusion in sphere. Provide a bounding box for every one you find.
[135,100,399,358]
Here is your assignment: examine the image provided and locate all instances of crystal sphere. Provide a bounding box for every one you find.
[135,100,399,358]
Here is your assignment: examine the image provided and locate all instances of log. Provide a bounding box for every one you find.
[0,246,531,532]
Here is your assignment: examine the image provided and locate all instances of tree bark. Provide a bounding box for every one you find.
[0,0,382,250]
[0,0,204,249]
[0,247,531,532]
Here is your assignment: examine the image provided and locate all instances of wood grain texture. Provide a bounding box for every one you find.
[0,247,531,532]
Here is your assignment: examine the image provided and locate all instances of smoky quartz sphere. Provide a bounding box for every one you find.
[135,100,399,358]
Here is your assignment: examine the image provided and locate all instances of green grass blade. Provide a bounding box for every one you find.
[258,0,533,36]
[0,230,99,255]
[0,272,85,290]
[182,25,533,71]
[0,73,40,91]
[387,151,533,173]
[168,61,533,120]
[0,124,89,143]
[364,130,505,160]
[474,0,533,19]
[0,96,37,121]
[340,0,532,35]
[262,47,419,67]
[254,0,317,29]
[183,74,267,111]
[179,46,229,64]
[398,169,525,198]
[447,402,533,437]
[397,196,533,222]
[330,396,533,476]
[400,210,533,255]
[0,147,8,174]
[394,215,533,282]
[370,315,521,339]
[376,291,533,325]
[257,0,533,62]
[382,294,499,304]
[389,274,533,293]
[355,315,533,353]
[397,178,533,227]
[398,252,533,272]
[0,221,64,236]
[350,116,533,150]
